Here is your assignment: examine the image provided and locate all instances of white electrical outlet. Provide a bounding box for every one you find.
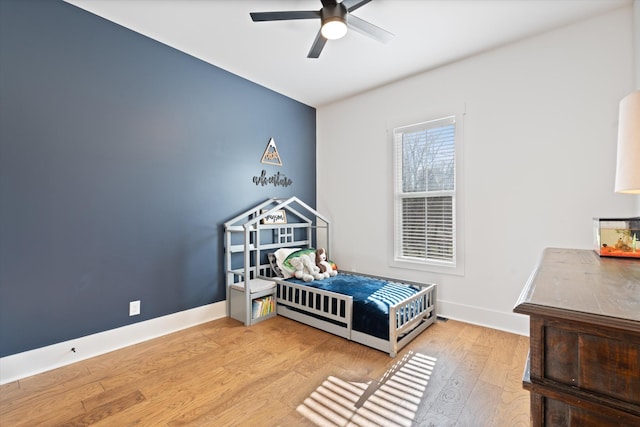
[129,300,141,316]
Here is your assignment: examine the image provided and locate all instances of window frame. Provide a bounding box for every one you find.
[390,114,465,276]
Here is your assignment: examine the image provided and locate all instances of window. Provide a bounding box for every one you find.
[393,116,460,270]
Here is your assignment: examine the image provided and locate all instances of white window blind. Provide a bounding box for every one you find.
[394,116,456,265]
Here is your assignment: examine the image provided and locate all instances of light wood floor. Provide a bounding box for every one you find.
[0,316,530,426]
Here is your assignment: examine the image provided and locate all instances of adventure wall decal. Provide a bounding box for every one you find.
[253,170,293,187]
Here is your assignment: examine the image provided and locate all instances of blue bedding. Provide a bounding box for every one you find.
[283,274,421,340]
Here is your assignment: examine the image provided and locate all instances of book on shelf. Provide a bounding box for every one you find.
[252,295,275,319]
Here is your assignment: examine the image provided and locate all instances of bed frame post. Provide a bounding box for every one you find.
[389,305,398,357]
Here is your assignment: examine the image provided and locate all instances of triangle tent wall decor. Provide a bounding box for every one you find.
[261,138,283,166]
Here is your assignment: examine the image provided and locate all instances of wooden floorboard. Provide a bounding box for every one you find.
[0,316,530,426]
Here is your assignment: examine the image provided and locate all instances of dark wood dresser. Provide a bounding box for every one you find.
[514,248,640,426]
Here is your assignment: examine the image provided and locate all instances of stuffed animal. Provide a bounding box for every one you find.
[316,248,337,278]
[289,252,323,282]
[278,248,324,282]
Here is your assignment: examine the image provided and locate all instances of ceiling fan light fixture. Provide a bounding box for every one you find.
[321,17,347,40]
[250,0,392,58]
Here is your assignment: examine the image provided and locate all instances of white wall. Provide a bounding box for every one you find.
[317,6,637,336]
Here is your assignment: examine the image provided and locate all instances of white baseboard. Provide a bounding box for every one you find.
[438,299,530,336]
[0,301,226,385]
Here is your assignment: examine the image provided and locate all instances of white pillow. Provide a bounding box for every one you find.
[273,247,300,279]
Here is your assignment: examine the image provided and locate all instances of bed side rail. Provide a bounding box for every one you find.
[274,279,353,330]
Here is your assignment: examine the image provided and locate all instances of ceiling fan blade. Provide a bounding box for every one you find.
[250,11,320,22]
[347,15,393,43]
[341,0,373,13]
[307,31,328,58]
[320,0,338,7]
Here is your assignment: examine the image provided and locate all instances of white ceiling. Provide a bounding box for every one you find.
[65,0,631,107]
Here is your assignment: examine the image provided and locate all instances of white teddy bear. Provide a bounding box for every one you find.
[288,253,323,282]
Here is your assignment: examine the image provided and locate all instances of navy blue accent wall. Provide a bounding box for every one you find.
[0,0,316,357]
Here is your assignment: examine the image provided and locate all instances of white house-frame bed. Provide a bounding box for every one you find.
[224,197,437,357]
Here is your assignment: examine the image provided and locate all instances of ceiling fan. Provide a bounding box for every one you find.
[250,0,393,58]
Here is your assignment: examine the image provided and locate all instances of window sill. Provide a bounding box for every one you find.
[389,257,465,276]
